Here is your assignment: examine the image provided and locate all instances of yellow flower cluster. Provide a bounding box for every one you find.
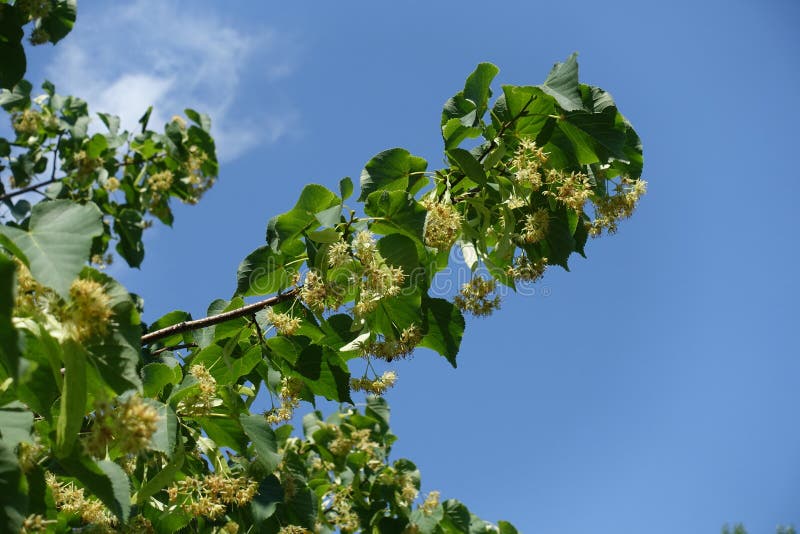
[167,473,259,520]
[420,490,441,515]
[46,472,116,528]
[12,109,42,137]
[299,270,336,313]
[326,486,360,532]
[64,278,114,342]
[350,370,397,395]
[13,259,48,316]
[328,427,380,459]
[454,276,501,316]
[303,232,406,317]
[590,177,647,235]
[182,144,215,202]
[17,439,44,473]
[521,208,550,243]
[103,176,121,192]
[327,239,353,268]
[353,232,405,315]
[507,255,548,282]
[544,169,593,212]
[20,514,51,533]
[147,170,174,193]
[73,150,103,176]
[266,308,302,336]
[362,325,421,361]
[278,527,313,534]
[511,138,549,189]
[178,364,217,416]
[422,200,462,250]
[266,376,303,425]
[87,395,160,457]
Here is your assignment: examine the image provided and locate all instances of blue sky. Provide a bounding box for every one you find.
[26,0,800,531]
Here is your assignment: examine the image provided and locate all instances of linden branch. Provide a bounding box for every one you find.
[141,287,300,345]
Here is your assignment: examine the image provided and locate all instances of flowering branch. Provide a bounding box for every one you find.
[140,287,300,345]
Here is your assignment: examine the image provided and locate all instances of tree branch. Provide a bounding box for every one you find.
[141,287,301,345]
[0,176,61,203]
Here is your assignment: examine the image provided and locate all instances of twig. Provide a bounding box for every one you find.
[0,134,63,203]
[141,288,300,345]
[0,176,61,203]
[151,343,197,355]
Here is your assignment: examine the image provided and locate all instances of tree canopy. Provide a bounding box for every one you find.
[0,2,655,533]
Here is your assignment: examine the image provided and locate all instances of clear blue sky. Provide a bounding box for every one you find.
[26,1,800,532]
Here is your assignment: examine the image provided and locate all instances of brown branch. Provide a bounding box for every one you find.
[0,176,62,203]
[141,287,301,345]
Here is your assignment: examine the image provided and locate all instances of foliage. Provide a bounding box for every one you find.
[0,3,653,532]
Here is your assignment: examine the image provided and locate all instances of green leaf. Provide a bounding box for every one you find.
[539,52,583,111]
[495,86,556,141]
[307,228,340,243]
[0,402,33,449]
[447,148,487,185]
[114,208,145,267]
[235,245,297,297]
[192,343,261,384]
[0,255,19,378]
[267,184,340,252]
[185,108,212,132]
[97,112,121,136]
[463,62,499,119]
[136,438,184,505]
[441,499,471,532]
[251,474,283,524]
[86,133,108,158]
[0,200,103,297]
[377,233,421,287]
[0,441,24,533]
[0,80,30,111]
[144,399,177,456]
[56,340,87,458]
[364,190,427,244]
[358,148,428,201]
[419,297,465,367]
[36,0,77,44]
[498,520,520,534]
[240,414,282,473]
[195,416,248,453]
[0,5,25,90]
[82,269,143,395]
[293,345,351,403]
[60,453,131,523]
[411,503,444,534]
[441,117,481,151]
[141,362,181,398]
[339,176,354,201]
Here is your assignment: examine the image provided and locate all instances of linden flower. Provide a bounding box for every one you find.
[266,308,302,336]
[65,278,114,341]
[507,255,548,282]
[422,200,462,250]
[278,527,313,534]
[177,364,217,416]
[103,176,121,192]
[521,208,550,243]
[362,325,421,361]
[266,376,303,425]
[454,276,500,317]
[510,138,548,190]
[168,474,259,520]
[590,177,648,236]
[11,109,42,137]
[544,169,592,212]
[87,395,160,457]
[148,170,174,192]
[328,239,352,268]
[14,0,52,20]
[46,472,116,527]
[350,370,398,395]
[73,150,103,176]
[421,491,441,515]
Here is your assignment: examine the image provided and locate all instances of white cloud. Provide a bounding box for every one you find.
[45,0,299,162]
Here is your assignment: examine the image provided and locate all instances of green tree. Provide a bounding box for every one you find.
[0,2,650,532]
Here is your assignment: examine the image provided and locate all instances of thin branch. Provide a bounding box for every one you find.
[150,343,197,355]
[0,176,61,203]
[141,288,301,345]
[0,134,63,203]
